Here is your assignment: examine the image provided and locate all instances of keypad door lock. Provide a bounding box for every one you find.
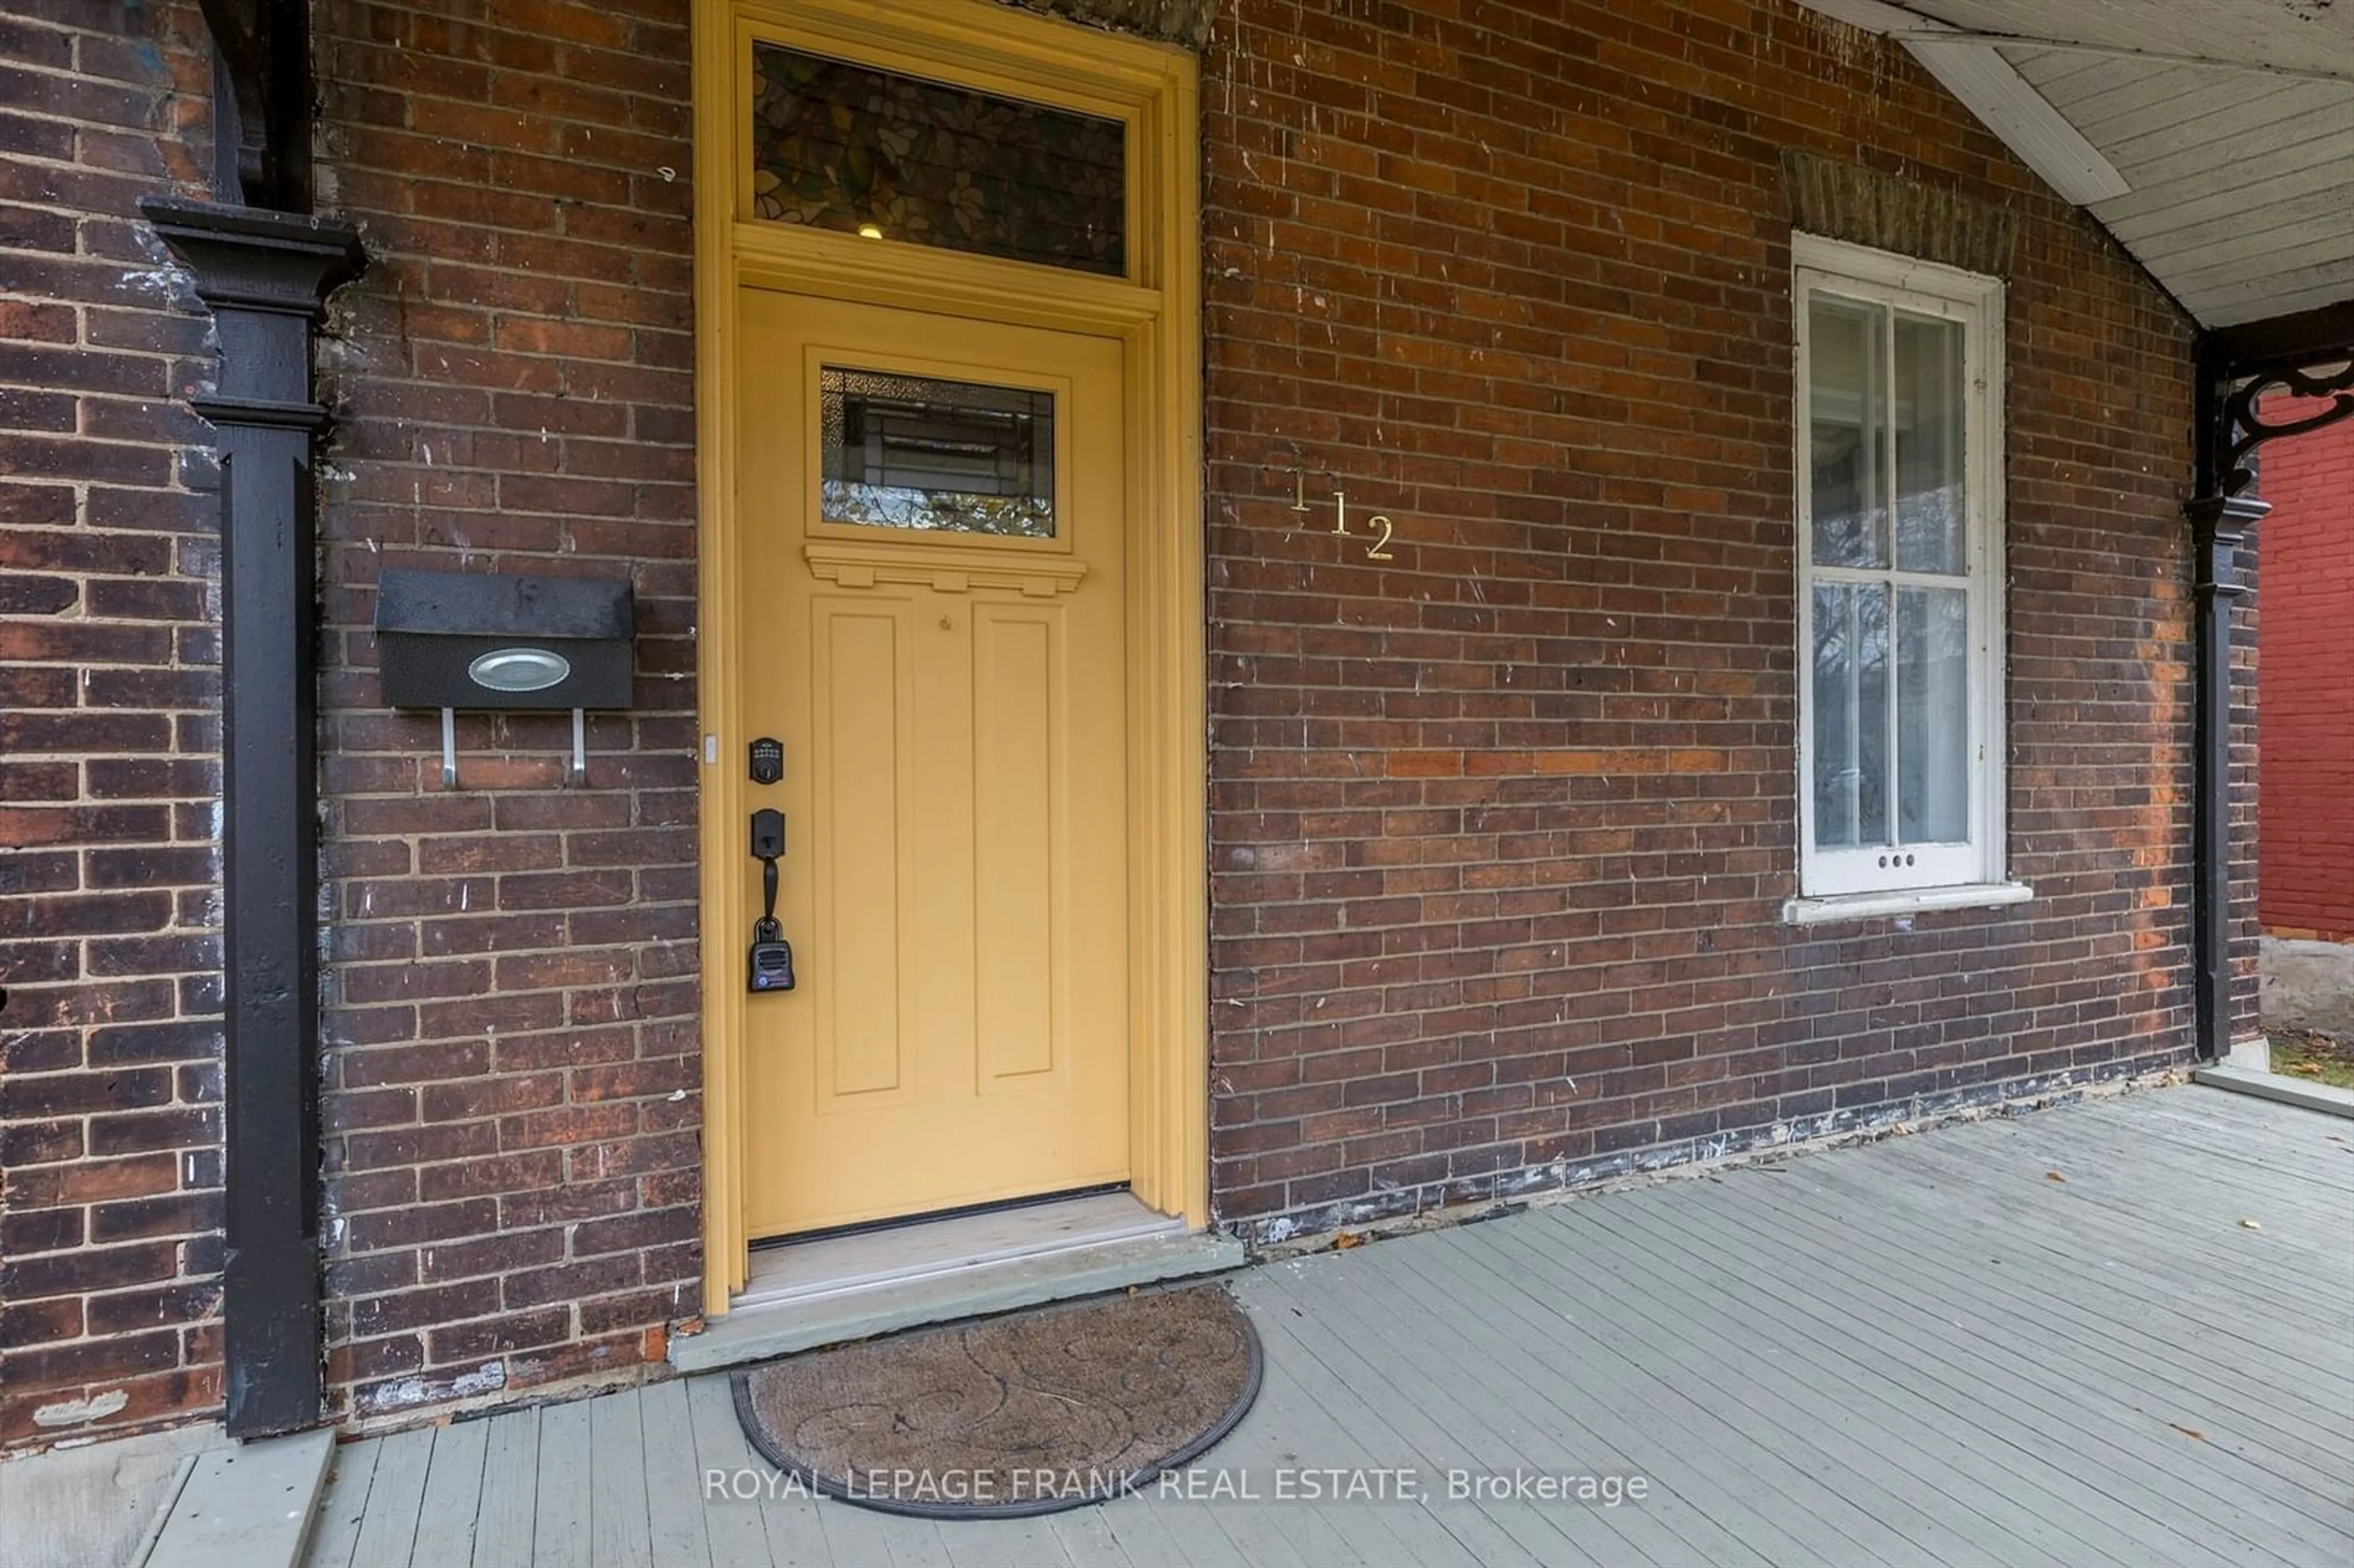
[750,918,796,992]
[749,737,783,786]
[748,807,794,992]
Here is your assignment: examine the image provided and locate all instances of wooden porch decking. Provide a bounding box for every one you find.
[301,1087,2354,1568]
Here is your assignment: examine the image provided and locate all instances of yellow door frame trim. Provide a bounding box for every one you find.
[691,0,1205,1315]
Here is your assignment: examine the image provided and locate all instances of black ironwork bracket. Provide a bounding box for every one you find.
[2219,359,2354,498]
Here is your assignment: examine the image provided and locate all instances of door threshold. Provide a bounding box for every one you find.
[671,1193,1243,1373]
[744,1190,1179,1307]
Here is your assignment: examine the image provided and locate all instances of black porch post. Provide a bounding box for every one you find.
[2185,491,2264,1063]
[2185,306,2354,1063]
[139,199,364,1437]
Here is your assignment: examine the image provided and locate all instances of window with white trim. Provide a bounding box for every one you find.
[1794,236,2006,902]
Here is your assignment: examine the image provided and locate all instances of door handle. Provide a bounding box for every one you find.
[748,809,793,992]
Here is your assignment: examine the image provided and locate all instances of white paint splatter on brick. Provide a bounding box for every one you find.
[31,1391,130,1428]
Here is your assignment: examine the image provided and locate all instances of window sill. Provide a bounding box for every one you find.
[1782,881,2033,926]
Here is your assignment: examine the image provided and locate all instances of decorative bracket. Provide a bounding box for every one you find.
[2219,358,2354,498]
[2198,300,2354,500]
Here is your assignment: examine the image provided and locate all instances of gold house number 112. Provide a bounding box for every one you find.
[1293,472,1395,561]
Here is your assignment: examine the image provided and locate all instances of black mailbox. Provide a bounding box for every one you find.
[374,568,633,712]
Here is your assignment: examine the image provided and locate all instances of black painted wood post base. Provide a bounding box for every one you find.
[140,197,365,1439]
[2185,492,2267,1064]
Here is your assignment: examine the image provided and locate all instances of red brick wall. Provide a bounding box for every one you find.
[2257,401,2354,943]
[1197,0,2203,1237]
[310,0,702,1423]
[2,0,2236,1447]
[2233,535,2261,1031]
[0,1,227,1449]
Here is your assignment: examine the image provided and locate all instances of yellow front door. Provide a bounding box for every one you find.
[736,289,1131,1237]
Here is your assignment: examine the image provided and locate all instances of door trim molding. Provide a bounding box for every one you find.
[692,0,1204,1315]
[802,541,1092,596]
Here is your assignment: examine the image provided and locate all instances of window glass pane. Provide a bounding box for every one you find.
[1812,582,1888,848]
[1894,313,1966,575]
[1808,296,1888,569]
[752,44,1126,278]
[1897,587,1970,843]
[820,367,1055,538]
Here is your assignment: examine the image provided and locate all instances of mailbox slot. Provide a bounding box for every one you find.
[373,568,634,789]
[374,568,633,712]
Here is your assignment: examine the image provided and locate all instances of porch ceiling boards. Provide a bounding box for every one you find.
[1797,0,2354,331]
[300,1087,2354,1567]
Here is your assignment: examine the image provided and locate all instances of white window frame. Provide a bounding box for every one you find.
[1790,234,2022,919]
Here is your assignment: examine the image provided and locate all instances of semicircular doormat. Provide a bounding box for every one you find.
[731,1284,1263,1518]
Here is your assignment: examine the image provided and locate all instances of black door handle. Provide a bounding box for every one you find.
[748,809,793,992]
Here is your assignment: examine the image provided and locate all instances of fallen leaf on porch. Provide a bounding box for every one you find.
[2168,1422,2206,1441]
[1335,1231,1364,1250]
[2239,1218,2262,1231]
[2044,1170,2066,1183]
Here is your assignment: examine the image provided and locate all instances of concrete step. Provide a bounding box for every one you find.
[2193,1062,2354,1119]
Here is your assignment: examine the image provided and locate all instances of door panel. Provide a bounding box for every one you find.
[809,599,912,1103]
[737,289,1130,1237]
[973,605,1061,1086]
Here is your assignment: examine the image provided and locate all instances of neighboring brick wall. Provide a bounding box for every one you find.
[1197,0,2203,1237]
[2231,531,2261,1035]
[2257,400,2354,944]
[0,1,226,1449]
[309,0,701,1422]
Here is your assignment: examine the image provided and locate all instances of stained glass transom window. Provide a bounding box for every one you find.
[752,43,1127,278]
